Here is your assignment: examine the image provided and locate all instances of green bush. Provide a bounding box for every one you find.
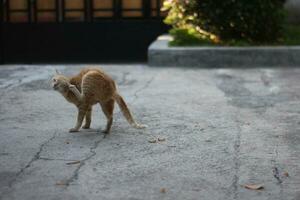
[162,0,286,44]
[169,28,213,46]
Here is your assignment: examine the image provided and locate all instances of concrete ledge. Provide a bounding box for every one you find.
[148,35,300,67]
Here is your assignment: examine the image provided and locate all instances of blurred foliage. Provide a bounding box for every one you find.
[282,25,300,45]
[169,25,300,46]
[168,28,213,46]
[162,0,287,44]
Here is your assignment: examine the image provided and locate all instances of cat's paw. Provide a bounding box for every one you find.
[69,128,79,133]
[69,84,76,90]
[101,129,110,134]
[133,123,148,129]
[82,125,90,129]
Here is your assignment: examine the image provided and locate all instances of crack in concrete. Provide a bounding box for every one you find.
[38,157,78,162]
[271,145,285,200]
[271,146,283,184]
[215,73,243,199]
[114,74,155,118]
[273,166,283,184]
[132,75,155,103]
[9,132,57,187]
[230,118,241,200]
[64,134,106,187]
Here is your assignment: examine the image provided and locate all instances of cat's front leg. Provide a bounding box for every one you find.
[69,106,88,132]
[69,84,84,101]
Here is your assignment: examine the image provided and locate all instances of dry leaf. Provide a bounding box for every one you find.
[283,172,289,177]
[148,139,157,143]
[65,141,70,144]
[243,184,264,190]
[66,160,81,165]
[160,188,166,193]
[55,181,68,186]
[158,137,166,142]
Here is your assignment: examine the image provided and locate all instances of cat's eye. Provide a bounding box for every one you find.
[53,78,56,82]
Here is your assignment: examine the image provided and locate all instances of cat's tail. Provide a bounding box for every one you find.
[113,93,147,129]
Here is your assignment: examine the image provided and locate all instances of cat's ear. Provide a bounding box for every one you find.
[55,69,61,75]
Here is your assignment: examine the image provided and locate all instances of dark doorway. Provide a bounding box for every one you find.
[0,0,169,64]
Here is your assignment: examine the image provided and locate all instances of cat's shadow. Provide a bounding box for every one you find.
[72,128,114,139]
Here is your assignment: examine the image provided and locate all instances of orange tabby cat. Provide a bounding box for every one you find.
[51,68,146,133]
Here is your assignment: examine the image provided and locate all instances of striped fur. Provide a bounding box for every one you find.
[51,68,146,133]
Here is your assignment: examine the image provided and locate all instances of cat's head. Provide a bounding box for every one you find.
[51,70,70,93]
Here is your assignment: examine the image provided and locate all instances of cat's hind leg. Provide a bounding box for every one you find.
[82,106,92,129]
[100,99,115,134]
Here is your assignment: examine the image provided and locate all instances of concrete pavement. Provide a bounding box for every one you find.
[0,64,300,200]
